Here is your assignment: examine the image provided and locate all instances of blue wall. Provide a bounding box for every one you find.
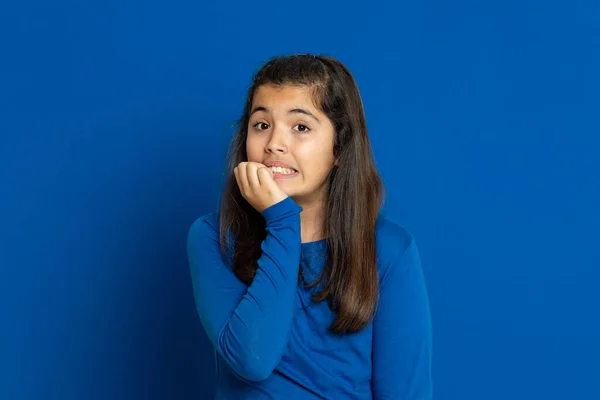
[1,1,598,399]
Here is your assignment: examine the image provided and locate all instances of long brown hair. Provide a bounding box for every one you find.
[219,54,384,334]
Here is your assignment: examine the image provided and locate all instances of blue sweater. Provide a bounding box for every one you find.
[187,196,433,399]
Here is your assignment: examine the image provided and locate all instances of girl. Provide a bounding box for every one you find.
[187,54,433,399]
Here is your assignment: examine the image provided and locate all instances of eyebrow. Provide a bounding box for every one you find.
[250,106,321,123]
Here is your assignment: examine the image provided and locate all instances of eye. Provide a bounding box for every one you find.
[252,122,270,130]
[293,124,311,133]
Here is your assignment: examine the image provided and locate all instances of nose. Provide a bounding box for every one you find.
[265,126,288,154]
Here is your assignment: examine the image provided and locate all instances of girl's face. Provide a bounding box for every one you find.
[246,84,336,208]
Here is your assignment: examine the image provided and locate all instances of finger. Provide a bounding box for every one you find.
[257,166,274,186]
[237,162,250,195]
[258,166,282,195]
[246,162,261,191]
[233,165,240,187]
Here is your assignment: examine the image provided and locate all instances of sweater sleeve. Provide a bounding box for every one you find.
[372,238,433,399]
[187,196,302,382]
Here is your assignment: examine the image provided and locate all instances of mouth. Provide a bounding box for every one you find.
[267,166,299,180]
[268,166,297,175]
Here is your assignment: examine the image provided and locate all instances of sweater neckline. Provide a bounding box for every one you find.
[301,238,327,252]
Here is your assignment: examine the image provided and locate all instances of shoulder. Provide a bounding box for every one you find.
[186,212,222,252]
[375,214,415,260]
[188,212,220,237]
[375,215,419,286]
[186,211,237,273]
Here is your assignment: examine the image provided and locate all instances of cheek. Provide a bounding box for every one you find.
[297,147,334,178]
[245,138,261,161]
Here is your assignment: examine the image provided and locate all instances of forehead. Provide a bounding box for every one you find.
[252,84,319,110]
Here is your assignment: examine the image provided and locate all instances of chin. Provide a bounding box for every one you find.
[277,185,299,199]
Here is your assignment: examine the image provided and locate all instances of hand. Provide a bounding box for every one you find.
[234,162,288,213]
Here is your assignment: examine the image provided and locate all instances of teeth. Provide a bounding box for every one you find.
[270,166,295,174]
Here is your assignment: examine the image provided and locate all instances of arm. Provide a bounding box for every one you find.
[187,197,302,382]
[372,238,433,399]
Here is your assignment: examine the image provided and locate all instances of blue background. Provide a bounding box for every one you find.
[1,1,598,399]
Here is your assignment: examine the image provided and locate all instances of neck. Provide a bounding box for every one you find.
[296,199,327,243]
